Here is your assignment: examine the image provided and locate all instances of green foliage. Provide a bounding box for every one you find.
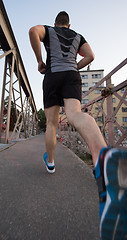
[10,100,17,131]
[3,97,17,131]
[37,108,46,131]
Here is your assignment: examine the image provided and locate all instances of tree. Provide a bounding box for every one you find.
[10,100,17,131]
[37,108,46,131]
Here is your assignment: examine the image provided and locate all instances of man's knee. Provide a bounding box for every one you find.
[46,119,58,128]
[45,106,60,127]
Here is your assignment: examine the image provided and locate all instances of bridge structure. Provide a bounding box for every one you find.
[0,0,39,144]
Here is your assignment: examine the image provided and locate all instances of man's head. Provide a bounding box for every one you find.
[55,11,70,28]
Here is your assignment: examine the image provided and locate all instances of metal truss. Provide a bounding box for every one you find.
[58,59,127,151]
[0,1,39,144]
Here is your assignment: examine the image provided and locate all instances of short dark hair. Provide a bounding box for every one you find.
[55,11,70,26]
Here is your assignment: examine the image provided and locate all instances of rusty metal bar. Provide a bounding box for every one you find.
[106,77,114,146]
[0,48,15,59]
[0,56,7,142]
[10,97,26,140]
[111,80,127,93]
[16,56,27,138]
[5,54,15,143]
[82,95,103,109]
[113,91,127,106]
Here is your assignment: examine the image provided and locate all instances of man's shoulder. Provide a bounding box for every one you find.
[43,25,52,29]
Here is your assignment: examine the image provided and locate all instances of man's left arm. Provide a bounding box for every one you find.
[29,25,46,74]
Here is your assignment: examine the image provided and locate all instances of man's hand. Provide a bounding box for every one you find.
[38,61,46,74]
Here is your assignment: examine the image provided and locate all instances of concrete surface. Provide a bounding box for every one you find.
[0,134,100,240]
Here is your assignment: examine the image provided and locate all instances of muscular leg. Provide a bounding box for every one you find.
[64,99,107,166]
[44,105,60,163]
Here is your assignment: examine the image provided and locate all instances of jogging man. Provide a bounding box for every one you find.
[29,11,127,240]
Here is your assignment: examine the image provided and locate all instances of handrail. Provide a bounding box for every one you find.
[58,59,127,151]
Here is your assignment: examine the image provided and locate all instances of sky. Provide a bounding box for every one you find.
[1,0,127,110]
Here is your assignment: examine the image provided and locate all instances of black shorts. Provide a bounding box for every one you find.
[43,71,81,109]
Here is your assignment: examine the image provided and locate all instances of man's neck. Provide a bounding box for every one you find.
[54,24,70,28]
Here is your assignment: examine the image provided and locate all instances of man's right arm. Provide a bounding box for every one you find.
[29,25,46,74]
[77,43,95,70]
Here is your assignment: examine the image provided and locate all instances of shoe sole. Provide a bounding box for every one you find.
[100,149,127,240]
[43,152,55,174]
[45,165,55,174]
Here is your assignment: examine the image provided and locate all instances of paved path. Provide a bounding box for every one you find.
[0,134,100,240]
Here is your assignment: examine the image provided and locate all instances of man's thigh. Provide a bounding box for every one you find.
[64,98,81,115]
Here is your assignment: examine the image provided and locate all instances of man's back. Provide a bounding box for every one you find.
[43,26,86,73]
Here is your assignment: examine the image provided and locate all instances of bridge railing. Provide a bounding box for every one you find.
[57,59,127,154]
[0,1,39,144]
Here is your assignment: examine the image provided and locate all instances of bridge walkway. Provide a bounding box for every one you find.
[0,134,99,240]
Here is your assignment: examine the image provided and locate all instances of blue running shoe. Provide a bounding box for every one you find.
[43,152,55,173]
[95,148,127,240]
[94,148,110,219]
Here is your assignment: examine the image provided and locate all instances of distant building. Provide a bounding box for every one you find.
[80,68,104,105]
